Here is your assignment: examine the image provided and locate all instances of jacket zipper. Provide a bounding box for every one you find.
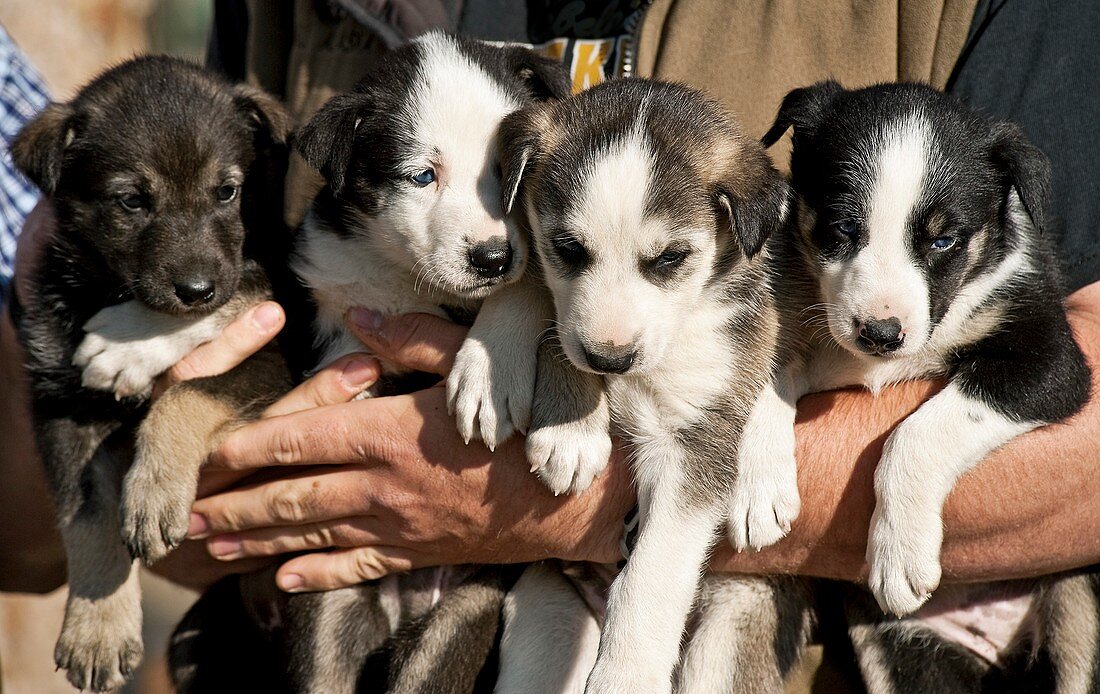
[620,0,655,77]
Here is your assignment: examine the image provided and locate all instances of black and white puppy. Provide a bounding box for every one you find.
[499,78,790,693]
[11,56,291,692]
[697,81,1096,693]
[177,33,598,694]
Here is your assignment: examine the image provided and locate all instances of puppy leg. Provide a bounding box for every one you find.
[678,575,813,694]
[497,563,601,694]
[868,383,1034,615]
[727,377,801,551]
[1040,572,1100,693]
[525,332,612,495]
[120,348,290,563]
[586,470,721,694]
[45,425,144,692]
[387,567,512,694]
[448,277,550,448]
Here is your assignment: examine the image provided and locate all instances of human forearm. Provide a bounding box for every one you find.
[711,282,1100,582]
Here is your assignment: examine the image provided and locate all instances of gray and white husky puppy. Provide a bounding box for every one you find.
[497,77,790,693]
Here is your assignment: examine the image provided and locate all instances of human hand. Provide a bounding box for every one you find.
[190,310,632,593]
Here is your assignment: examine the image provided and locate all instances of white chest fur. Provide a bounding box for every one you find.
[294,219,478,368]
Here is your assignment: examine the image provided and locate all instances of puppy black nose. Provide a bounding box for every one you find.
[468,238,513,278]
[857,317,904,353]
[583,345,637,374]
[173,277,216,306]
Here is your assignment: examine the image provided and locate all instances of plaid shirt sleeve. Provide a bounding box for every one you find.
[0,24,49,304]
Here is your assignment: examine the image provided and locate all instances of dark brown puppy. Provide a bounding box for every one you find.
[12,56,292,692]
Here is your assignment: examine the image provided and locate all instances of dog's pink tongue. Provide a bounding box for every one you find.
[914,583,1037,665]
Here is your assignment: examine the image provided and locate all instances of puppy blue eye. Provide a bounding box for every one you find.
[410,169,436,187]
[832,220,859,238]
[931,236,957,251]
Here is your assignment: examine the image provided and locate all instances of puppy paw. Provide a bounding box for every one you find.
[526,418,612,496]
[74,328,166,399]
[55,597,143,692]
[726,465,800,551]
[866,509,942,616]
[447,336,535,450]
[119,461,194,564]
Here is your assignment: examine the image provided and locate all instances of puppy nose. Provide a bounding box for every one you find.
[468,238,513,278]
[173,277,216,306]
[857,317,904,353]
[583,344,637,374]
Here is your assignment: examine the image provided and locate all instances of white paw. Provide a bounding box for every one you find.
[56,595,143,692]
[526,417,612,496]
[119,459,194,565]
[447,335,535,450]
[74,302,208,399]
[726,463,800,551]
[866,506,942,616]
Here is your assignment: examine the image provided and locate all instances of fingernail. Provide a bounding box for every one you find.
[279,573,304,592]
[208,535,242,560]
[187,513,209,539]
[349,308,383,336]
[253,303,283,331]
[340,358,377,389]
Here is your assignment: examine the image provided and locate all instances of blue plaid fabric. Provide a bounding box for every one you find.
[0,25,49,303]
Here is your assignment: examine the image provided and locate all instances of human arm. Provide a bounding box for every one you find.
[192,284,1100,591]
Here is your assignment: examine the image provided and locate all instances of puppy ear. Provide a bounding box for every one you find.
[715,150,791,258]
[294,92,369,196]
[11,103,76,195]
[233,84,291,146]
[990,122,1050,233]
[498,105,549,215]
[761,80,844,148]
[508,47,572,101]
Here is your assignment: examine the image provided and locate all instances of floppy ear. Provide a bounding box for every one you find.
[715,152,791,258]
[11,103,76,195]
[498,105,548,215]
[507,46,572,101]
[234,84,291,146]
[294,91,370,196]
[761,80,844,148]
[990,122,1050,233]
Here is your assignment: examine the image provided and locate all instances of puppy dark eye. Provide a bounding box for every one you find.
[930,236,957,251]
[653,247,690,271]
[118,193,146,212]
[552,235,589,268]
[216,184,239,203]
[410,169,436,187]
[831,219,859,239]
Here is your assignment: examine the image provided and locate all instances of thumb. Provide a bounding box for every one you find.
[346,309,468,377]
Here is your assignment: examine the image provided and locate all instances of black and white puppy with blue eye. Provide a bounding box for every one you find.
[293,31,562,451]
[699,81,1097,692]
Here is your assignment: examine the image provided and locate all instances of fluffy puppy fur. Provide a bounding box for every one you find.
[498,78,790,693]
[11,56,292,692]
[170,33,601,694]
[689,82,1097,694]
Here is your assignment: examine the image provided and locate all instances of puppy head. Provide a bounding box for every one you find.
[296,32,569,300]
[13,56,289,315]
[501,79,788,375]
[764,81,1049,358]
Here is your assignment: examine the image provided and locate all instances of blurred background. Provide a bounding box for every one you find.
[1,5,213,692]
